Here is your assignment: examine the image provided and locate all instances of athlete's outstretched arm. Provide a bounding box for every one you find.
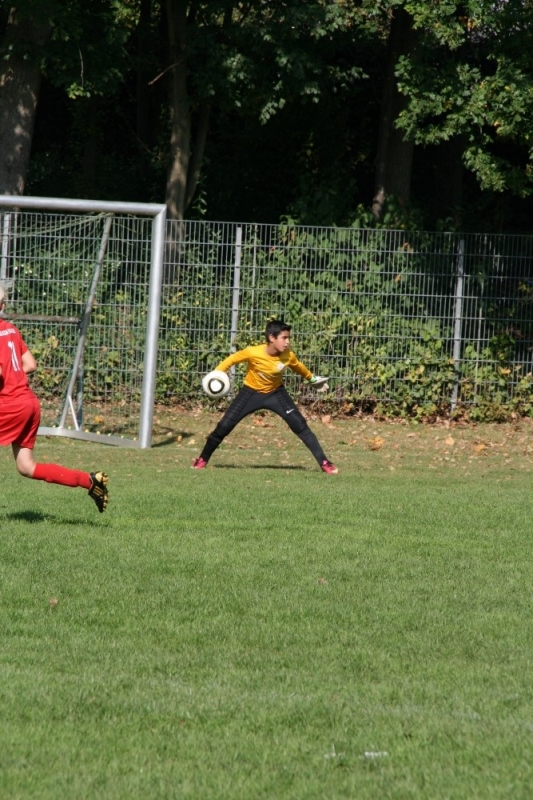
[216,347,251,372]
[287,352,312,380]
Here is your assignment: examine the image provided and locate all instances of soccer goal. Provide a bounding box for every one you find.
[0,195,166,448]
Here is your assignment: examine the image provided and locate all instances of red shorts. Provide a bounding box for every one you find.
[0,391,41,449]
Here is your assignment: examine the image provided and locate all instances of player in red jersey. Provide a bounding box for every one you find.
[0,286,109,512]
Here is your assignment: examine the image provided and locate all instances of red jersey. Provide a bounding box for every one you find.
[0,319,31,398]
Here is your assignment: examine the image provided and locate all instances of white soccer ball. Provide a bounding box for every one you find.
[202,369,230,398]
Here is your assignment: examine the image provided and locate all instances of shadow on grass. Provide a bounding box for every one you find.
[4,510,107,526]
[213,463,307,471]
[152,430,194,448]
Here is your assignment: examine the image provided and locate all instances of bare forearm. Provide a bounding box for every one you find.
[22,350,37,374]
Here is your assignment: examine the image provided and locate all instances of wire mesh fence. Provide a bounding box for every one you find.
[1,210,532,440]
[162,222,533,417]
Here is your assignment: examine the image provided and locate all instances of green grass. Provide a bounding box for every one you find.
[1,412,533,798]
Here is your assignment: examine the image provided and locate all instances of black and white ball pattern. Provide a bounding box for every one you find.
[202,370,230,398]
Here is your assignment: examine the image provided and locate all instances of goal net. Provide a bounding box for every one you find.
[0,196,166,448]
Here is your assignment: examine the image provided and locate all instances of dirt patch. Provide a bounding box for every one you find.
[149,405,533,474]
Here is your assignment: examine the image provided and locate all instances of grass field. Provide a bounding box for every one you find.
[1,409,533,799]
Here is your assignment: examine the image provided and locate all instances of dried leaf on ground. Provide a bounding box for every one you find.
[252,417,273,427]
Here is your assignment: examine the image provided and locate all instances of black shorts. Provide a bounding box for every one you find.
[216,385,308,436]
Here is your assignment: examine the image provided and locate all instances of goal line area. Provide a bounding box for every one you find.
[0,196,166,449]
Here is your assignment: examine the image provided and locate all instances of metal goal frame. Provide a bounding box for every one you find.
[0,195,167,449]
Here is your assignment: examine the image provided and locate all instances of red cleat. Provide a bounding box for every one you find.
[192,457,208,470]
[321,459,338,475]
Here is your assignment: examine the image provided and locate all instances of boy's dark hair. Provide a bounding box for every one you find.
[265,319,291,341]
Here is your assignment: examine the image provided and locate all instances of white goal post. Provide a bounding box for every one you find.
[0,195,167,449]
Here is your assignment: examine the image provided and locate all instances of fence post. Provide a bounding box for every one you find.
[1,213,13,281]
[450,239,465,413]
[230,226,242,351]
[229,226,242,386]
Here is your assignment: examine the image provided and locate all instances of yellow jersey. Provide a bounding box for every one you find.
[216,344,312,394]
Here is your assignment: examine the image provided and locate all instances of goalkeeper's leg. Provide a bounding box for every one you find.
[266,387,338,472]
[195,386,259,465]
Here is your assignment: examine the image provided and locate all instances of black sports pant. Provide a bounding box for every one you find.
[199,385,327,466]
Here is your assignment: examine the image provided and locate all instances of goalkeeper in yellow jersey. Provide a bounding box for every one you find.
[192,319,338,474]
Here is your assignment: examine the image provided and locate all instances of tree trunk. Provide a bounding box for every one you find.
[0,8,51,195]
[165,0,191,221]
[185,102,211,210]
[136,0,154,189]
[436,137,464,227]
[165,0,212,221]
[372,7,418,221]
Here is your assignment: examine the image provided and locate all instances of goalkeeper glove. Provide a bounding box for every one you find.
[308,375,329,387]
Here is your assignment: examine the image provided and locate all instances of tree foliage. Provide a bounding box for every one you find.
[2,0,533,230]
[395,0,533,197]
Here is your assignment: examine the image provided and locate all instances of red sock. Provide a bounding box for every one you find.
[33,463,91,490]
